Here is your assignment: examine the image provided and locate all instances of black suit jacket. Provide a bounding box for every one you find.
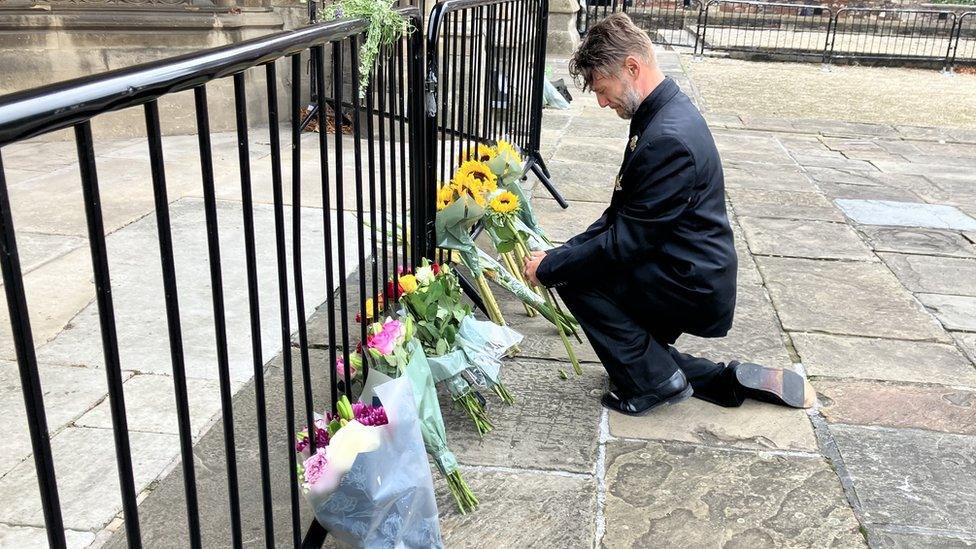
[536,77,737,338]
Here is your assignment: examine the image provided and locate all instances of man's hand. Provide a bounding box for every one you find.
[523,251,546,287]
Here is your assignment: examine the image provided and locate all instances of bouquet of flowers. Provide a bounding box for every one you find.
[360,316,479,513]
[399,258,521,405]
[482,191,582,375]
[295,382,442,547]
[485,140,554,251]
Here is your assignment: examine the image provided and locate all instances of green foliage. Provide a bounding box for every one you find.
[322,0,415,97]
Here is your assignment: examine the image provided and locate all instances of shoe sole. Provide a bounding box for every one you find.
[735,363,816,409]
[603,385,694,417]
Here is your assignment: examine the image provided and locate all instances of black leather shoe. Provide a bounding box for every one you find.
[733,362,816,409]
[601,371,694,416]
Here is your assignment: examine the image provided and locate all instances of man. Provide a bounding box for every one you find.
[523,13,815,415]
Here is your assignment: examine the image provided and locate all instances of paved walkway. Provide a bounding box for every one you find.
[435,50,976,547]
[3,47,976,547]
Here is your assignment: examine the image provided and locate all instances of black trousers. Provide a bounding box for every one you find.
[557,282,744,407]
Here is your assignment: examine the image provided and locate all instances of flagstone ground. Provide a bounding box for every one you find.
[3,46,976,547]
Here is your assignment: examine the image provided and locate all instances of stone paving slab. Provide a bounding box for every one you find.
[792,333,976,386]
[758,256,949,342]
[723,164,818,193]
[817,379,976,435]
[816,181,923,203]
[876,529,976,548]
[439,359,604,474]
[15,232,88,274]
[675,283,793,370]
[532,198,608,244]
[712,132,795,166]
[0,426,177,531]
[954,332,976,367]
[0,361,122,477]
[76,373,225,437]
[35,198,342,383]
[880,253,976,297]
[739,216,875,261]
[551,136,626,167]
[805,167,932,189]
[918,294,976,332]
[836,200,976,231]
[860,226,976,258]
[830,425,976,534]
[609,397,817,452]
[436,469,596,547]
[602,439,865,548]
[0,246,95,362]
[727,188,846,222]
[0,524,95,549]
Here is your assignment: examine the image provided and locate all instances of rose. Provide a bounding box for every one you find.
[415,265,434,286]
[398,274,419,294]
[302,448,329,489]
[367,328,397,356]
[431,262,441,275]
[335,356,357,381]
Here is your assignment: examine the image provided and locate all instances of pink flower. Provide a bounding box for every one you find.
[335,356,357,381]
[302,448,328,489]
[367,319,403,356]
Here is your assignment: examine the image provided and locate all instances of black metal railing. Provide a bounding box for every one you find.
[0,6,425,548]
[698,0,833,62]
[425,0,567,227]
[582,0,976,71]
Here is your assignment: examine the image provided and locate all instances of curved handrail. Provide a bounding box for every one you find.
[0,6,422,147]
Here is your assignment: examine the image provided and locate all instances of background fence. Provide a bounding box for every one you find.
[0,5,425,548]
[581,0,976,71]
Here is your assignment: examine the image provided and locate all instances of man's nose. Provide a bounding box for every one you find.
[597,95,610,108]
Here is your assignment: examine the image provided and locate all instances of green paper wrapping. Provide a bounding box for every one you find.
[435,194,484,273]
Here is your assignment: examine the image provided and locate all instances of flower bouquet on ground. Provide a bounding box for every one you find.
[359,316,479,513]
[434,161,507,326]
[295,381,442,547]
[482,191,582,376]
[399,258,522,405]
[485,140,554,251]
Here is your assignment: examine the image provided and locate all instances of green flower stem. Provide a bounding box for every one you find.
[446,470,479,514]
[492,382,516,405]
[457,391,494,436]
[508,219,582,376]
[501,251,537,317]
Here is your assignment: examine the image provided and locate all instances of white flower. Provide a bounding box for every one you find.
[415,265,435,285]
[326,419,382,474]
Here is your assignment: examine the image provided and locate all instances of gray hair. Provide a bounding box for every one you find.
[569,13,655,92]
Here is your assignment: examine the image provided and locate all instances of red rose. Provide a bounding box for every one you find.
[431,263,441,275]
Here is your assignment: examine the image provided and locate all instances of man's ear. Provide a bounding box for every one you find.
[622,56,641,80]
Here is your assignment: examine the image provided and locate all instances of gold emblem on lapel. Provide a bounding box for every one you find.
[613,174,623,191]
[629,135,638,151]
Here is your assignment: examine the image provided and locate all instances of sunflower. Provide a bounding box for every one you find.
[454,160,497,193]
[436,185,455,211]
[489,190,519,215]
[496,139,523,164]
[460,143,497,164]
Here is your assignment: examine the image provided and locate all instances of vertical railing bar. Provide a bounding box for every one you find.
[484,5,498,141]
[75,121,144,549]
[408,13,429,262]
[314,43,339,415]
[449,12,460,170]
[365,68,380,327]
[503,1,516,138]
[193,86,243,549]
[279,56,304,547]
[232,71,275,549]
[518,0,534,144]
[332,40,352,396]
[472,6,485,145]
[457,9,469,158]
[0,153,67,549]
[144,100,202,549]
[350,38,366,390]
[397,38,409,268]
[467,7,481,152]
[387,43,400,294]
[514,0,530,145]
[378,49,390,308]
[439,29,451,187]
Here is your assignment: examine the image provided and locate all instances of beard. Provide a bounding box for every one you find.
[616,85,643,120]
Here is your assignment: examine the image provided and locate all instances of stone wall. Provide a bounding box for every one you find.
[0,1,310,138]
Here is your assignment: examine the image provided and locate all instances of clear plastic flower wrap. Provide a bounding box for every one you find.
[306,376,444,548]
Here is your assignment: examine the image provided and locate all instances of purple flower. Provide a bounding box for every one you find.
[296,419,330,453]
